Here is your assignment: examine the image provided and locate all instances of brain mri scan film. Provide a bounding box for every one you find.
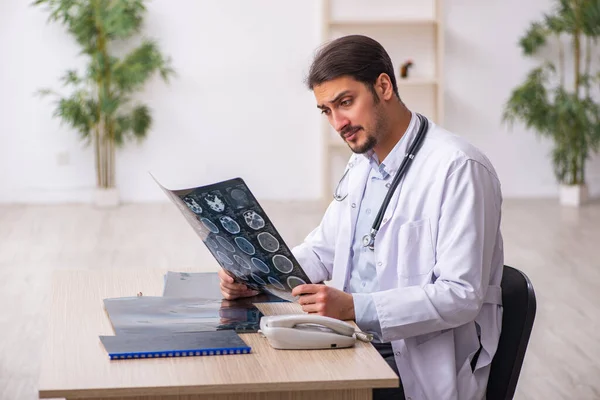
[204,193,225,212]
[243,210,265,230]
[199,217,219,234]
[257,232,280,252]
[268,276,286,291]
[233,254,251,270]
[234,237,256,255]
[216,236,236,253]
[251,257,270,274]
[206,238,218,249]
[286,276,307,290]
[183,195,203,214]
[216,251,233,265]
[272,255,294,273]
[229,188,250,208]
[251,273,266,285]
[219,216,241,234]
[158,177,312,301]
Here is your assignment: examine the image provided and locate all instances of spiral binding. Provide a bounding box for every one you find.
[109,347,251,360]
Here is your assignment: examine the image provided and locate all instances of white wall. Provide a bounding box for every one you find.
[1,0,598,203]
[0,0,323,203]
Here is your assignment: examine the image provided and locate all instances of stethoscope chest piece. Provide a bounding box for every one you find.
[362,233,375,250]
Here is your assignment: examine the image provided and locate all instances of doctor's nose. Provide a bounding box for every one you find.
[331,112,350,133]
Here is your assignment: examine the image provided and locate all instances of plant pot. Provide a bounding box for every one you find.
[93,187,120,208]
[559,184,589,207]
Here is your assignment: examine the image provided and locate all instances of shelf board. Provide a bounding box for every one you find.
[329,18,438,27]
[397,78,438,86]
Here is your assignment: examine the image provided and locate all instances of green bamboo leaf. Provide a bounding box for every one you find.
[544,13,567,33]
[113,114,132,145]
[555,0,577,32]
[83,98,99,126]
[112,39,174,92]
[130,104,152,139]
[503,66,554,135]
[519,21,548,55]
[103,0,145,39]
[53,93,94,140]
[551,147,568,183]
[60,69,82,86]
[580,0,600,36]
[101,95,121,117]
[36,88,57,97]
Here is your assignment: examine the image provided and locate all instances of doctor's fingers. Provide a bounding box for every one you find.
[297,293,319,306]
[218,269,254,293]
[291,283,323,297]
[218,268,236,284]
[299,302,326,315]
[220,281,258,300]
[220,279,249,291]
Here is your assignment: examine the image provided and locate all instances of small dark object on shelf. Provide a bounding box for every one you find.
[400,60,414,79]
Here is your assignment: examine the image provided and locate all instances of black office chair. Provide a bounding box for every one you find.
[486,265,537,400]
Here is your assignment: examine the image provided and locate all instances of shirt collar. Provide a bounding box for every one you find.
[362,111,420,179]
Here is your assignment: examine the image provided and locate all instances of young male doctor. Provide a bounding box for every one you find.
[219,34,504,400]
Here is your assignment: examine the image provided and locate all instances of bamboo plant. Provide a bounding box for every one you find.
[503,0,600,187]
[34,0,174,190]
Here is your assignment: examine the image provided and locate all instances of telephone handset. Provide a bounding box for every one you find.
[259,314,371,350]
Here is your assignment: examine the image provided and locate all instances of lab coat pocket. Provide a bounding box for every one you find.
[410,329,457,398]
[397,218,435,278]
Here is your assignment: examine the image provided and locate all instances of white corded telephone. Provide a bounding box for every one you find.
[258,314,373,350]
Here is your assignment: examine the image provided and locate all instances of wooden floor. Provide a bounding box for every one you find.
[0,199,599,400]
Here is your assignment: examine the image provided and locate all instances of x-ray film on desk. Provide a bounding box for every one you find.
[152,175,312,302]
[103,295,266,334]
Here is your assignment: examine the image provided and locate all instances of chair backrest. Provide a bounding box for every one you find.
[486,265,537,400]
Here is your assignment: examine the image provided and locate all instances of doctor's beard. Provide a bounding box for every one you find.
[343,104,388,154]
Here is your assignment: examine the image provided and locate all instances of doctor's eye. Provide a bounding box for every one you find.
[340,99,352,107]
[320,108,331,115]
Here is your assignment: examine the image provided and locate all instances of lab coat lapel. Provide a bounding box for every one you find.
[330,156,371,289]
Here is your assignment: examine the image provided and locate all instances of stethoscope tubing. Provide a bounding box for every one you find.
[332,113,429,250]
[370,113,428,234]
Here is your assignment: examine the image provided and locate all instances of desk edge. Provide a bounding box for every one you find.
[39,376,399,398]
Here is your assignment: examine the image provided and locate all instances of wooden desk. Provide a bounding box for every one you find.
[38,269,398,400]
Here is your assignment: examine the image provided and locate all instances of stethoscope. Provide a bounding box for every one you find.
[333,113,429,250]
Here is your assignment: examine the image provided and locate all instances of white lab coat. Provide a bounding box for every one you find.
[292,119,504,400]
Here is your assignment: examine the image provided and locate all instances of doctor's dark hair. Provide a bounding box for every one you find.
[305,34,400,100]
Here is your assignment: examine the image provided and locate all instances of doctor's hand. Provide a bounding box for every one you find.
[292,284,355,321]
[218,269,259,300]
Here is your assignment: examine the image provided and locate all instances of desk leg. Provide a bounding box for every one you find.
[78,389,372,400]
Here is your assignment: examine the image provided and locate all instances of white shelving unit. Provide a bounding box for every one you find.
[319,0,445,204]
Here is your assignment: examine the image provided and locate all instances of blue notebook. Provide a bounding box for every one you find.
[100,330,251,360]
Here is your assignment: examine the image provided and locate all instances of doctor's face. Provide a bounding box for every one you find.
[314,76,388,154]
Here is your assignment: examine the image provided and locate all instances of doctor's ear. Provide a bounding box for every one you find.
[374,73,394,101]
